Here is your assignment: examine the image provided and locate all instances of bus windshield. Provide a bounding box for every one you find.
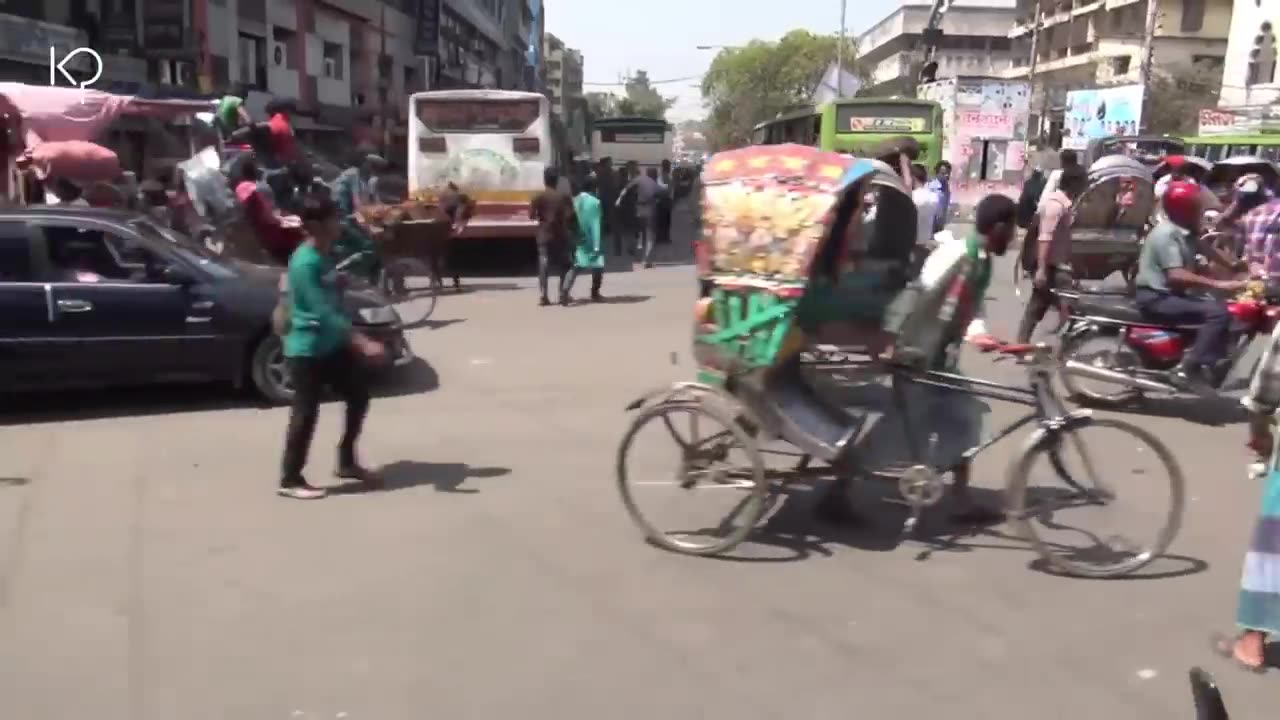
[836,103,933,134]
[415,99,540,133]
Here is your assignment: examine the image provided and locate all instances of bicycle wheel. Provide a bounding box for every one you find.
[1005,417,1185,578]
[616,398,768,556]
[383,258,439,326]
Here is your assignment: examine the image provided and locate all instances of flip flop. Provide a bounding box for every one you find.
[1210,632,1267,674]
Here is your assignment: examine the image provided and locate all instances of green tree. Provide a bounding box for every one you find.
[617,70,675,119]
[1143,60,1223,136]
[700,30,864,149]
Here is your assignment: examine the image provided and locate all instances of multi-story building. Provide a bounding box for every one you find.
[1218,0,1280,108]
[542,32,585,154]
[856,0,1019,96]
[1004,0,1231,135]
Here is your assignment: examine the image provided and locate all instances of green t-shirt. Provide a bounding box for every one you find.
[1135,220,1195,294]
[283,243,352,358]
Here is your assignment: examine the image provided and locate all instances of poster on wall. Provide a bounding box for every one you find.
[1062,84,1145,151]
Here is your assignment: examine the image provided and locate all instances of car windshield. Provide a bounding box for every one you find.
[129,219,239,280]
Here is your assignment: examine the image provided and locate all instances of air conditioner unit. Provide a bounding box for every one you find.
[271,41,288,68]
[323,57,336,78]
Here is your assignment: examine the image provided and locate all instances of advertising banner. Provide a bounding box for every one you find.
[1062,84,1145,150]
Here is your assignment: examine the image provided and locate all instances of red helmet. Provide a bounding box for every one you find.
[1163,180,1201,229]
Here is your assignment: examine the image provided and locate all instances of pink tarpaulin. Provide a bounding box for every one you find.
[0,83,213,149]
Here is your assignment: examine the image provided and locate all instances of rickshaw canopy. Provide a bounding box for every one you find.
[700,144,873,283]
[1153,155,1212,180]
[1071,153,1155,280]
[1087,154,1152,183]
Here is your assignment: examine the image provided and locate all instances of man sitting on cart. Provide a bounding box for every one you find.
[815,195,1021,526]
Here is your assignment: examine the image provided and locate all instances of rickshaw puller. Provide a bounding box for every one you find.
[817,195,1020,526]
[1134,181,1246,390]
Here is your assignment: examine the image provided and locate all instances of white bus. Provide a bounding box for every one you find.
[407,89,554,238]
[590,117,673,174]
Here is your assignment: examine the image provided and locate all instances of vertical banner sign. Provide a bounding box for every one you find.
[413,0,440,56]
[102,0,139,53]
[143,0,186,51]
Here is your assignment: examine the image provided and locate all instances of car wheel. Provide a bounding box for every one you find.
[250,335,294,405]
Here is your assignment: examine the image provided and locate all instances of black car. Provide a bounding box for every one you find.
[0,207,412,404]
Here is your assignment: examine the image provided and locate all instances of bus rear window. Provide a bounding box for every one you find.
[416,100,540,133]
[837,104,933,134]
[597,125,667,143]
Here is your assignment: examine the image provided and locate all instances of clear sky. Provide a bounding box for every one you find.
[544,0,904,122]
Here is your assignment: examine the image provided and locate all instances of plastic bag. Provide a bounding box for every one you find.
[180,146,234,220]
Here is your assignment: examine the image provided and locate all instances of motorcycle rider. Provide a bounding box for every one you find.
[1134,181,1247,390]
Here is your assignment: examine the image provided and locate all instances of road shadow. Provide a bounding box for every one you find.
[0,357,442,426]
[403,317,465,332]
[712,470,1208,579]
[0,477,30,487]
[331,460,511,495]
[1103,394,1249,427]
[454,281,523,293]
[598,294,652,305]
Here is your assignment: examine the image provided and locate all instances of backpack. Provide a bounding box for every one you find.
[1018,212,1041,275]
[271,274,290,336]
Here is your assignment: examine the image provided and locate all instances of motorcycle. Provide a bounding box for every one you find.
[1057,273,1279,406]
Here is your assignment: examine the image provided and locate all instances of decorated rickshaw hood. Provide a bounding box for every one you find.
[698,144,911,283]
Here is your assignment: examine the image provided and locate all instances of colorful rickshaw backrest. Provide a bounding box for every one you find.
[694,144,916,381]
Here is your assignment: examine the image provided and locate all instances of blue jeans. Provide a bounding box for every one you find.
[1135,288,1231,371]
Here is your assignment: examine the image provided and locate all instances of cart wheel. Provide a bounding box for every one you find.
[381,258,439,326]
[1005,416,1185,578]
[617,399,768,556]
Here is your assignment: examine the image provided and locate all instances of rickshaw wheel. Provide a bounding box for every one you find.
[616,398,768,556]
[380,258,439,326]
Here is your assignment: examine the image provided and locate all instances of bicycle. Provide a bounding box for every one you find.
[616,342,1186,579]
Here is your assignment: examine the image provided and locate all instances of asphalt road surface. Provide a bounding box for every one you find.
[0,217,1271,718]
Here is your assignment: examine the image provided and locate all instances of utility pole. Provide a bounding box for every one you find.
[379,0,389,158]
[837,0,847,98]
[1026,4,1043,144]
[1138,0,1160,131]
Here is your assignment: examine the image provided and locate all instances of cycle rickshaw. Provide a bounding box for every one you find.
[616,144,1184,578]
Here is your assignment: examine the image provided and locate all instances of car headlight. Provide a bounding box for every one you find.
[357,306,400,325]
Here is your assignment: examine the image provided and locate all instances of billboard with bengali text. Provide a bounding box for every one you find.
[1062,85,1145,150]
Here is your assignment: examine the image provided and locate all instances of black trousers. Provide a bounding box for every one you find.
[537,243,570,300]
[1016,265,1072,344]
[281,346,371,485]
[1135,288,1232,371]
[564,266,603,297]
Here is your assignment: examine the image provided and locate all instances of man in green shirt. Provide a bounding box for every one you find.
[280,193,386,499]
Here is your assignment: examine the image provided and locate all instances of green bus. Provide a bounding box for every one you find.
[1182,134,1280,162]
[750,98,944,169]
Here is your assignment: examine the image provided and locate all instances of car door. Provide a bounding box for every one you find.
[0,221,60,390]
[37,220,195,386]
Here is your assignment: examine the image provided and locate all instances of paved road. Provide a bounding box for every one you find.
[0,221,1270,718]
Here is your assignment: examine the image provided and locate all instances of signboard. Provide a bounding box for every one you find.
[847,117,925,133]
[1199,106,1280,135]
[601,131,664,143]
[142,0,186,51]
[1062,84,1145,151]
[414,0,440,56]
[101,0,139,52]
[956,111,1015,137]
[0,14,84,64]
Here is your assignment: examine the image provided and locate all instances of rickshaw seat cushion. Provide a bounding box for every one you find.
[733,358,860,464]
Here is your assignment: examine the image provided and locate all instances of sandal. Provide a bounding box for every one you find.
[1210,632,1268,674]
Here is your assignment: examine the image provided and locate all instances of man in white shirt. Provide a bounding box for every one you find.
[1036,148,1080,208]
[909,164,940,248]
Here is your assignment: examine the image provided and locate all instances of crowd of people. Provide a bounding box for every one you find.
[529,157,684,306]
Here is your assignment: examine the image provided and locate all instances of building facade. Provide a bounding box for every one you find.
[0,0,544,166]
[1003,0,1231,135]
[856,1,1019,96]
[543,32,586,153]
[1218,0,1280,108]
